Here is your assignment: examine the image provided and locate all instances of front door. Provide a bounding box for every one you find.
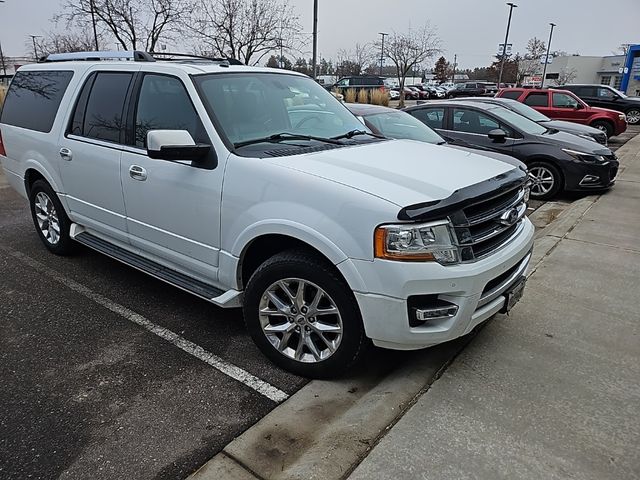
[444,107,517,154]
[119,73,223,280]
[551,92,590,124]
[59,71,134,242]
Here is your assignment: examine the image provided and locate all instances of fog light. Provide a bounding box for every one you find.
[415,305,458,321]
[579,175,600,186]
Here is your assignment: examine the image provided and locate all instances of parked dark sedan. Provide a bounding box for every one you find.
[404,100,619,199]
[451,97,608,145]
[345,103,527,172]
[558,84,640,125]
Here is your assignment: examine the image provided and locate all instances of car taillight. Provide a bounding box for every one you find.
[0,130,6,157]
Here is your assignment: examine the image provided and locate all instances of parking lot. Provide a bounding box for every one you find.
[0,125,637,480]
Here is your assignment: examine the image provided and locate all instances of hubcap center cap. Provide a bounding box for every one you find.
[295,315,306,325]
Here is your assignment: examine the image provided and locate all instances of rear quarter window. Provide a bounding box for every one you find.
[0,70,74,133]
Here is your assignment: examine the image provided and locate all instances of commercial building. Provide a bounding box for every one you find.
[541,44,640,96]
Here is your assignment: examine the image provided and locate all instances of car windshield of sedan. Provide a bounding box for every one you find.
[490,105,548,135]
[193,72,366,148]
[363,110,445,144]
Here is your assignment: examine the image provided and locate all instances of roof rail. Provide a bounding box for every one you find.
[42,51,155,63]
[149,51,244,66]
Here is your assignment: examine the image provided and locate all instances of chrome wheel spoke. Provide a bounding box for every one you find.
[259,277,343,364]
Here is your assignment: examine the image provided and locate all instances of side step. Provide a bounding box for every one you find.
[74,231,229,303]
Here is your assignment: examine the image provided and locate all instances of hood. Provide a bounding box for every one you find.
[542,119,603,135]
[540,130,612,155]
[446,144,527,171]
[590,106,625,116]
[266,140,515,207]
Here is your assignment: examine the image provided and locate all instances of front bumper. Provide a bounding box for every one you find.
[345,217,535,350]
[564,159,619,191]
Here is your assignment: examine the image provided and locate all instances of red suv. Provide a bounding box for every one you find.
[497,88,627,138]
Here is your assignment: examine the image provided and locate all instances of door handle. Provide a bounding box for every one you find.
[59,148,73,161]
[129,165,147,181]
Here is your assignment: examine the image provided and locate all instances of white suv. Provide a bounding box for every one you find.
[0,52,534,377]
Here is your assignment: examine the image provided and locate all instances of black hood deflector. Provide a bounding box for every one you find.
[398,168,528,221]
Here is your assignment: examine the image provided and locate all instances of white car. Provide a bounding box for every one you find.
[0,51,534,377]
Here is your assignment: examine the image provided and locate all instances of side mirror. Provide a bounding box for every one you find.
[488,128,507,142]
[147,130,210,161]
[574,103,584,110]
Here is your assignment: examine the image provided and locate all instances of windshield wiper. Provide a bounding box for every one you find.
[331,129,386,140]
[234,132,344,149]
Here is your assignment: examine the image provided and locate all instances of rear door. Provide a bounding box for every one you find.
[59,70,135,242]
[522,90,552,117]
[573,86,599,107]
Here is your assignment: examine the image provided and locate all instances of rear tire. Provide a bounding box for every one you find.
[590,120,614,138]
[528,161,562,200]
[28,179,75,255]
[243,250,368,378]
[625,108,640,125]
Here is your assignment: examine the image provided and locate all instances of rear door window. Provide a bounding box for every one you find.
[500,90,522,100]
[410,107,445,129]
[523,92,548,107]
[0,70,74,133]
[78,72,133,143]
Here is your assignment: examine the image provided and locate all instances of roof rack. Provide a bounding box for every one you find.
[149,51,244,66]
[41,51,156,63]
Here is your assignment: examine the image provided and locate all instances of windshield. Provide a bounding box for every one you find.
[364,110,445,144]
[193,72,365,148]
[489,105,548,135]
[613,88,627,98]
[498,99,550,122]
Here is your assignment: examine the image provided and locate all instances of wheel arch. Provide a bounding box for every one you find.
[526,156,566,188]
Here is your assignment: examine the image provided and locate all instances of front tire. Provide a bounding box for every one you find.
[528,161,562,200]
[29,179,75,255]
[590,120,614,138]
[243,250,367,378]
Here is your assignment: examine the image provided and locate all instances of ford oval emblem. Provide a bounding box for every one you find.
[499,207,519,226]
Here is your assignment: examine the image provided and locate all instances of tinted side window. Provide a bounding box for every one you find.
[1,71,74,133]
[82,72,133,143]
[452,108,512,136]
[410,107,445,129]
[500,90,522,100]
[552,93,579,108]
[523,92,548,107]
[597,87,615,99]
[578,86,597,96]
[134,74,205,148]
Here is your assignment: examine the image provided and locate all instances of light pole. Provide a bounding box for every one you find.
[89,0,99,51]
[378,32,388,76]
[498,2,517,87]
[311,0,318,79]
[451,53,457,83]
[541,23,556,88]
[0,0,6,79]
[29,35,42,62]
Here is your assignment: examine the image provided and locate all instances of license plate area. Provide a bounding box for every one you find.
[500,276,526,313]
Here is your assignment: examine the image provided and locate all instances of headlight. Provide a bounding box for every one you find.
[562,148,607,164]
[374,221,458,264]
[619,114,626,121]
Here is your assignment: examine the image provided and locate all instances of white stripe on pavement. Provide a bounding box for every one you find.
[3,246,289,404]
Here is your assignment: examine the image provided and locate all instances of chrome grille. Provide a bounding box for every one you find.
[451,185,527,261]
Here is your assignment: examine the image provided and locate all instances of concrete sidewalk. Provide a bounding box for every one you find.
[348,138,640,479]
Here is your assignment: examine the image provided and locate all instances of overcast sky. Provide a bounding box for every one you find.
[0,0,638,68]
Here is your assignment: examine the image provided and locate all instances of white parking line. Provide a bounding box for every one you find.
[2,246,289,404]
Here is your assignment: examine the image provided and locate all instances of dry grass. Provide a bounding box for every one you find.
[344,88,357,103]
[356,88,369,104]
[0,86,6,108]
[370,89,390,106]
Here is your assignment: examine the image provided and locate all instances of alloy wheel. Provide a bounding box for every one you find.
[529,166,555,197]
[626,109,640,125]
[258,278,343,363]
[34,192,61,245]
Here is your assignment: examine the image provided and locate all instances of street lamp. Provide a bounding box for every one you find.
[541,23,556,88]
[0,0,7,79]
[311,0,318,80]
[378,32,388,76]
[498,2,517,88]
[29,34,42,62]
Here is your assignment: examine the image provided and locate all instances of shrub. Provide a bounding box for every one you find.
[0,86,6,108]
[370,89,390,107]
[344,88,357,103]
[356,88,368,104]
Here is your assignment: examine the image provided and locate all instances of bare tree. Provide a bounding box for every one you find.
[35,30,102,55]
[379,25,440,106]
[59,0,192,51]
[516,36,546,85]
[552,67,577,86]
[335,42,372,77]
[187,0,301,65]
